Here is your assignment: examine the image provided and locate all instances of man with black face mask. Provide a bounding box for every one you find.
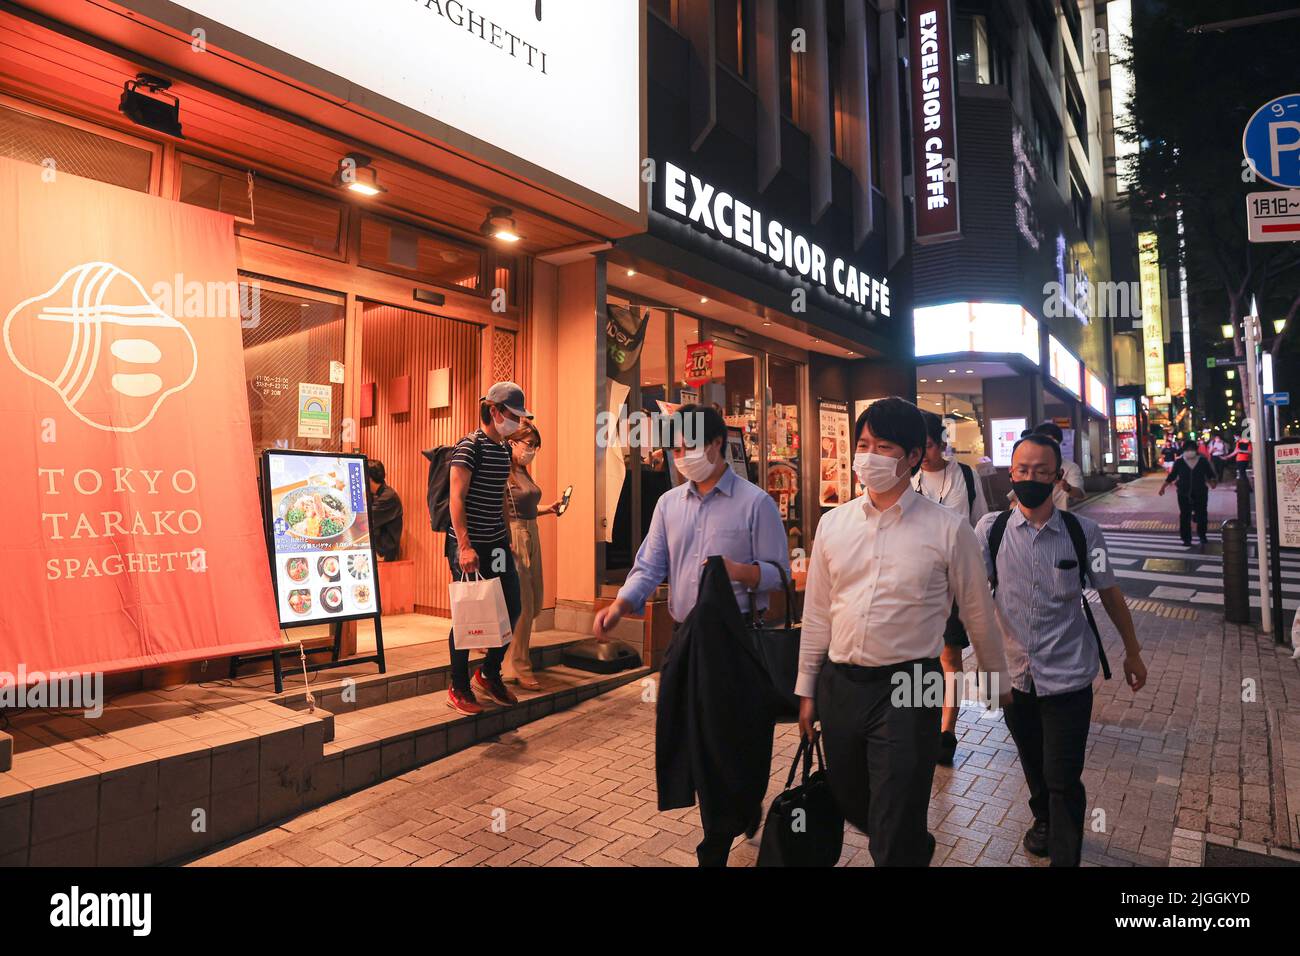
[974,433,1147,866]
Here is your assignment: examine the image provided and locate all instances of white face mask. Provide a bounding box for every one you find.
[676,444,717,483]
[854,451,905,493]
[513,444,537,465]
[493,409,521,437]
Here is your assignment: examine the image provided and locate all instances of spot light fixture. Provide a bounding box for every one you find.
[480,206,522,243]
[333,153,385,196]
[119,73,183,138]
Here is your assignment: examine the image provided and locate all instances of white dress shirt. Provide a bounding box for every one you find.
[912,457,988,525]
[797,486,1010,700]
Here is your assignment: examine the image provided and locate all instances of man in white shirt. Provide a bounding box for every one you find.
[798,398,1012,866]
[914,411,989,766]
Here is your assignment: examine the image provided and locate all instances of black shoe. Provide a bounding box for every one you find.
[937,730,958,767]
[926,832,937,865]
[1023,820,1050,858]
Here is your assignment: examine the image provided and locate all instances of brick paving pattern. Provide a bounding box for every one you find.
[191,597,1300,867]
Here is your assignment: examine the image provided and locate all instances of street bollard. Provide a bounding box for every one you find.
[1236,471,1252,527]
[1222,518,1251,624]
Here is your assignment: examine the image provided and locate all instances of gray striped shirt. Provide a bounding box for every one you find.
[974,507,1116,696]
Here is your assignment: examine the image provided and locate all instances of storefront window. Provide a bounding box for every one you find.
[0,101,153,192]
[359,213,484,293]
[240,282,346,462]
[180,158,347,257]
[767,356,803,552]
[917,391,986,465]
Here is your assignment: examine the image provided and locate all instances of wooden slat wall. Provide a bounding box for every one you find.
[359,304,481,615]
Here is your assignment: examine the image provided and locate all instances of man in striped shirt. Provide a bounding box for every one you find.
[974,433,1147,866]
[446,381,529,716]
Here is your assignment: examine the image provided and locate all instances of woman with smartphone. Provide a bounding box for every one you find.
[504,421,567,689]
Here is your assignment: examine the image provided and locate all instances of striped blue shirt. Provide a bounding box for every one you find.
[974,507,1117,696]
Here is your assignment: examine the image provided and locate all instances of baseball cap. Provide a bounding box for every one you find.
[484,381,532,418]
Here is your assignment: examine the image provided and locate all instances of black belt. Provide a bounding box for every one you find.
[831,656,940,682]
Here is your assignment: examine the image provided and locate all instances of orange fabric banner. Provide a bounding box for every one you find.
[0,158,282,675]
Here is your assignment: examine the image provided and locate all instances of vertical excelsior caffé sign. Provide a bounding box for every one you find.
[910,0,961,244]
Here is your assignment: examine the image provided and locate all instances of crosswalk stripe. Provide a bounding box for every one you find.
[1104,547,1300,576]
[1114,568,1300,593]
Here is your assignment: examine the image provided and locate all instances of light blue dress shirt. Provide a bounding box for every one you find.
[974,507,1117,696]
[616,467,790,623]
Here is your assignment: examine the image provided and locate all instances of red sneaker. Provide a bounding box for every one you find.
[473,667,518,706]
[447,686,483,716]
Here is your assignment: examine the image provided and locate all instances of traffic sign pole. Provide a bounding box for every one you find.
[1244,308,1273,635]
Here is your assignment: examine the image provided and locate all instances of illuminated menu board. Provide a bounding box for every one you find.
[261,450,380,627]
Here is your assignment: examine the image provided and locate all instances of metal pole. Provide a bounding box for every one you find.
[1244,309,1273,635]
[1221,519,1251,624]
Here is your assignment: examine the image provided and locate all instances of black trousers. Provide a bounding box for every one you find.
[817,658,942,866]
[1178,490,1209,543]
[1002,683,1093,867]
[446,535,521,693]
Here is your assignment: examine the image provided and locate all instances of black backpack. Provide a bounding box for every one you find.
[958,461,975,511]
[423,435,482,534]
[987,508,1112,680]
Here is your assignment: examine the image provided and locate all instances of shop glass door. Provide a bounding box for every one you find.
[238,278,347,466]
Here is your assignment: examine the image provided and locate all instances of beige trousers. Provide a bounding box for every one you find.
[506,518,544,679]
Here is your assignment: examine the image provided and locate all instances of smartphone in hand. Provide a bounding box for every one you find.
[555,485,574,516]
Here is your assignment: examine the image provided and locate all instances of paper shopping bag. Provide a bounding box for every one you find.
[449,575,511,649]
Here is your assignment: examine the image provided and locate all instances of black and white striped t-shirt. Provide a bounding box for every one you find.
[450,429,511,547]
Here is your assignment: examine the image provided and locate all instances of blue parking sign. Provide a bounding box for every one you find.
[1244,94,1300,188]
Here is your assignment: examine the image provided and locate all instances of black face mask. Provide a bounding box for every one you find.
[1012,479,1054,509]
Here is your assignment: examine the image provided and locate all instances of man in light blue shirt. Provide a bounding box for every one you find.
[594,407,789,628]
[593,403,788,866]
[974,433,1146,867]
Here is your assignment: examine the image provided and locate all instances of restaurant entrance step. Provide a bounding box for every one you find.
[0,629,647,867]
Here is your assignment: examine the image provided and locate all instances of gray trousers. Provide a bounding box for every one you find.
[816,658,942,866]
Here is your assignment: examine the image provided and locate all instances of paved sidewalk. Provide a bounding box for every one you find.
[190,598,1300,867]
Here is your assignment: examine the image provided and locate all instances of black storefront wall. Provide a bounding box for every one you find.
[626,15,909,360]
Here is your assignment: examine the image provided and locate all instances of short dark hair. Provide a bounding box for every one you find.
[1181,438,1198,453]
[1011,433,1062,470]
[920,409,946,448]
[666,403,726,448]
[1033,421,1064,444]
[856,397,926,475]
[365,459,386,484]
[479,400,497,425]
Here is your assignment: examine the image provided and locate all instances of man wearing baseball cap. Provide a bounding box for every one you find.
[445,381,533,715]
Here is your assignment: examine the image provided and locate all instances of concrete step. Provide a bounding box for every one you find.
[272,629,593,724]
[320,665,651,798]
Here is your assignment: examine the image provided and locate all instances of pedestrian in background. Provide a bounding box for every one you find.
[503,420,565,690]
[1159,438,1217,546]
[913,410,988,766]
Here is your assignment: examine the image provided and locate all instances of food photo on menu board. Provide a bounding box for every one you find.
[261,450,379,626]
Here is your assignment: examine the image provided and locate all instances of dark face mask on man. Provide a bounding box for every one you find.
[1012,478,1056,509]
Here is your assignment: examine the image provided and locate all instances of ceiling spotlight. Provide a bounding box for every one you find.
[948,368,957,373]
[919,378,928,383]
[700,297,709,304]
[627,269,636,277]
[480,205,521,242]
[333,153,385,196]
[965,369,974,374]
[119,73,183,138]
[936,378,944,383]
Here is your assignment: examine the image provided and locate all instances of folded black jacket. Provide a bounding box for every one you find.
[656,555,784,840]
